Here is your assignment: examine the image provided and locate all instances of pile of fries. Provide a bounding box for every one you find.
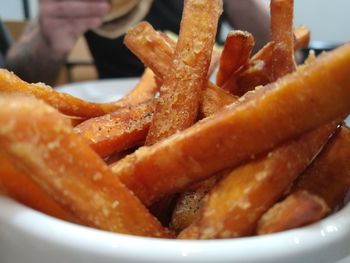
[0,0,350,240]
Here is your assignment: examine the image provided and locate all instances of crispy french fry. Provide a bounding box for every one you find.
[160,31,222,78]
[111,44,350,206]
[293,126,350,209]
[170,175,219,233]
[0,95,171,238]
[124,22,175,79]
[257,125,350,235]
[178,121,337,239]
[75,85,235,159]
[293,25,311,50]
[228,26,310,96]
[257,191,329,235]
[144,0,223,224]
[0,68,158,119]
[234,59,273,96]
[0,69,126,118]
[74,100,155,157]
[270,0,296,80]
[229,42,275,96]
[0,151,77,222]
[199,83,237,118]
[124,22,238,117]
[125,22,220,81]
[145,0,222,145]
[216,31,255,87]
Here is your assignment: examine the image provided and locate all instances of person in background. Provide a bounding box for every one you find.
[0,19,12,68]
[5,0,270,86]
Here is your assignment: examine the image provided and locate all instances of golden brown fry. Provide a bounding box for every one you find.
[0,95,171,238]
[145,0,222,145]
[199,83,237,118]
[270,0,296,80]
[293,126,350,209]
[234,59,273,96]
[145,0,223,223]
[124,22,175,78]
[74,100,155,158]
[125,22,220,81]
[229,42,275,96]
[216,30,255,87]
[0,69,125,118]
[124,22,237,117]
[170,175,219,233]
[178,121,337,239]
[0,151,77,222]
[293,25,311,50]
[111,44,350,206]
[75,85,235,159]
[0,68,157,119]
[230,26,310,96]
[257,125,350,235]
[257,191,329,235]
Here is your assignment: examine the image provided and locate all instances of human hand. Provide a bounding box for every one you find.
[39,0,110,57]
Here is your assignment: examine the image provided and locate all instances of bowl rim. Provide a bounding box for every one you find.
[1,196,350,262]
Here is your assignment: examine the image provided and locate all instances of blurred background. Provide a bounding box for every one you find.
[0,0,349,85]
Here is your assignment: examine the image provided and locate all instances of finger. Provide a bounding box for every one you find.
[41,0,109,18]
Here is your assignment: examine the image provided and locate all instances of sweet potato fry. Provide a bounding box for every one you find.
[257,191,329,235]
[233,58,273,96]
[293,25,311,50]
[74,100,155,157]
[293,126,350,209]
[111,44,350,206]
[178,121,337,239]
[270,0,296,80]
[170,175,219,233]
[124,22,238,117]
[257,125,350,235]
[0,95,171,237]
[75,85,235,159]
[216,31,255,87]
[228,26,310,96]
[199,83,237,118]
[124,22,175,79]
[125,22,220,81]
[0,151,77,222]
[145,0,222,144]
[0,69,126,118]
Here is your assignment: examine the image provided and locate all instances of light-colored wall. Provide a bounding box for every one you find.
[294,0,350,44]
[0,0,349,44]
[0,0,25,20]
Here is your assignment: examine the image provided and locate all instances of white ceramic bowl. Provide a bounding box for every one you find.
[1,80,349,263]
[1,196,350,263]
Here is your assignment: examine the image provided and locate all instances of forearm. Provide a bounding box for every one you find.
[224,0,270,51]
[5,20,67,86]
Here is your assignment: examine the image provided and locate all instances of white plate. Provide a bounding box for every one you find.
[56,78,139,103]
[1,79,350,263]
